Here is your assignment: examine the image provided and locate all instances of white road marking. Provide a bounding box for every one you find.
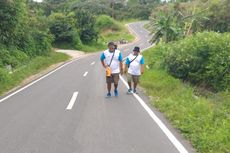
[0,58,82,103]
[91,61,95,65]
[120,43,188,152]
[120,76,188,153]
[83,71,88,77]
[66,92,79,110]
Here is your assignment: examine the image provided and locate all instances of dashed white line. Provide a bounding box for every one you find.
[83,71,88,77]
[66,92,79,110]
[120,76,188,153]
[0,58,82,103]
[91,61,95,65]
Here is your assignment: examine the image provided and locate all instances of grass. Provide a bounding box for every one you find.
[98,19,135,49]
[0,52,70,96]
[140,48,230,153]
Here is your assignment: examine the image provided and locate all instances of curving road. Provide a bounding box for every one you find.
[0,22,196,153]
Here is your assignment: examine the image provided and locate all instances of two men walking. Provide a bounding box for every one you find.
[100,42,144,97]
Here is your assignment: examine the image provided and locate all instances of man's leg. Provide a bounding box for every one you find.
[127,73,133,94]
[106,77,112,97]
[113,74,119,96]
[107,82,112,93]
[128,81,132,90]
[133,75,140,93]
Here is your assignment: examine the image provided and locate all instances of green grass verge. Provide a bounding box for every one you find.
[0,52,70,96]
[140,48,230,153]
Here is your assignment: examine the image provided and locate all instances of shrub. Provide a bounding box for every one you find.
[75,9,98,43]
[164,32,230,91]
[0,46,30,68]
[95,15,121,32]
[0,68,10,83]
[32,31,52,56]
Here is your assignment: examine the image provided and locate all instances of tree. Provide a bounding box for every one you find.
[0,0,28,46]
[49,12,81,48]
[149,11,182,44]
[75,10,98,43]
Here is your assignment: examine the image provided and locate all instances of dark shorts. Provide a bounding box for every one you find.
[127,73,140,84]
[106,73,120,84]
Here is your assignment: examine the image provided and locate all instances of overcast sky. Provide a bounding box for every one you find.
[33,0,43,2]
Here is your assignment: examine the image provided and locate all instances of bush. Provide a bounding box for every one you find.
[0,68,10,83]
[0,46,30,68]
[203,0,230,32]
[32,31,52,56]
[95,15,121,32]
[163,32,230,91]
[0,47,11,67]
[75,10,98,43]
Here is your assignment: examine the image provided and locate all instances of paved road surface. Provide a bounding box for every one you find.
[0,22,196,153]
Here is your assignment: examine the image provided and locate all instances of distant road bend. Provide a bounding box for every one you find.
[0,22,196,153]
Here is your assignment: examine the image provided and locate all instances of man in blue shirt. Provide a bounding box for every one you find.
[100,42,123,97]
[125,46,144,94]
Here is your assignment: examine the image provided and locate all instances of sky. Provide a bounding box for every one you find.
[33,0,43,2]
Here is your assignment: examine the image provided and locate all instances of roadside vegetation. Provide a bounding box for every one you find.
[142,0,230,152]
[0,0,160,95]
[2,0,229,152]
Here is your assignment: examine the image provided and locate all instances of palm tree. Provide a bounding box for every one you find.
[149,11,182,44]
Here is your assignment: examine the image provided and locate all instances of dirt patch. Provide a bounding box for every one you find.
[55,49,86,59]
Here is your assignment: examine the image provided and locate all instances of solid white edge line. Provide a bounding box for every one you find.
[120,76,188,153]
[83,71,88,77]
[66,92,79,110]
[0,58,81,103]
[120,40,188,153]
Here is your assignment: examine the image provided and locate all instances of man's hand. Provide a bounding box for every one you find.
[104,65,108,69]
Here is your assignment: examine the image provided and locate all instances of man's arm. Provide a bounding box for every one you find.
[124,58,130,73]
[120,62,124,75]
[140,56,145,74]
[118,52,123,75]
[100,53,107,68]
[141,64,145,74]
[101,60,107,68]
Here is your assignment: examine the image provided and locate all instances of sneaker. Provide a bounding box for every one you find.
[106,92,112,98]
[133,89,138,94]
[127,89,133,94]
[114,90,118,97]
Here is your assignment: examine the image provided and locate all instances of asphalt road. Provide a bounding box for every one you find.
[0,22,196,153]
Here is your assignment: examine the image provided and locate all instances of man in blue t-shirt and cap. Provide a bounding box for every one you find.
[100,42,123,98]
[125,46,144,94]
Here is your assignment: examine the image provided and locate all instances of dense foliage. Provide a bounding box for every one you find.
[0,0,52,70]
[149,0,230,44]
[164,32,230,91]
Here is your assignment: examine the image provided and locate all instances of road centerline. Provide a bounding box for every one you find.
[83,71,88,77]
[66,92,79,110]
